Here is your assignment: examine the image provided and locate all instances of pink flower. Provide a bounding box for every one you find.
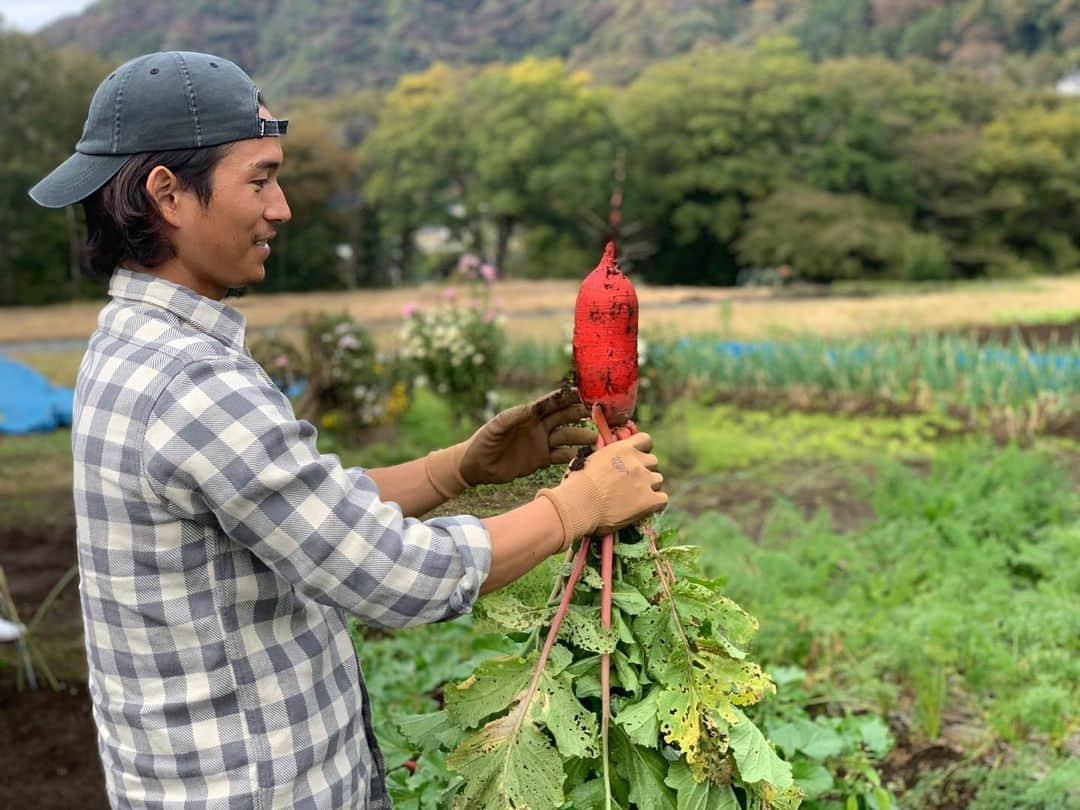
[274,354,289,368]
[443,287,457,301]
[483,310,496,323]
[479,263,497,284]
[457,253,481,277]
[402,302,418,317]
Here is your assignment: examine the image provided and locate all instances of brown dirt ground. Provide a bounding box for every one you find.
[0,511,110,810]
[942,317,1078,347]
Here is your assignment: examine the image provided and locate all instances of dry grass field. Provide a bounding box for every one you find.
[2,275,1078,348]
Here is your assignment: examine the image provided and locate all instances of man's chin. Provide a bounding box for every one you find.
[239,265,267,288]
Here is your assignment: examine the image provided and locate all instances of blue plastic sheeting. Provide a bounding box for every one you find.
[0,355,74,435]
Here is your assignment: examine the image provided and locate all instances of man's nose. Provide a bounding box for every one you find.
[267,184,291,224]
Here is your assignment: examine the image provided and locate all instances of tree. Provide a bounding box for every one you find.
[358,63,474,284]
[265,113,364,292]
[736,185,951,281]
[465,58,618,275]
[0,30,107,305]
[615,39,821,284]
[975,102,1080,273]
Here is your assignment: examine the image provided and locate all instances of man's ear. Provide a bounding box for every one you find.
[145,166,185,228]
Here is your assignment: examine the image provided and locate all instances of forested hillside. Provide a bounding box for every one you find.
[36,0,1080,99]
[2,2,1078,305]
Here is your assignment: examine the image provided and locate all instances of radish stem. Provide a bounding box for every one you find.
[592,405,616,809]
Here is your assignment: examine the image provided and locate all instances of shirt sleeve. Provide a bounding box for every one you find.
[142,355,491,629]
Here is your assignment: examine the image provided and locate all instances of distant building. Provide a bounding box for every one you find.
[1056,71,1080,96]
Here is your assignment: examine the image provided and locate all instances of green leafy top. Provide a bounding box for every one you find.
[400,518,802,809]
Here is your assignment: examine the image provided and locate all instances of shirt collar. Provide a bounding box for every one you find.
[108,268,247,349]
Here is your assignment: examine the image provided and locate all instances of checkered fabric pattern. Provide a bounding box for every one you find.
[71,268,492,809]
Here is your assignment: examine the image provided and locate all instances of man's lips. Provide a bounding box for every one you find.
[253,232,276,253]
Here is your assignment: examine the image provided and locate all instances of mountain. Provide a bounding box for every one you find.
[37,0,1080,100]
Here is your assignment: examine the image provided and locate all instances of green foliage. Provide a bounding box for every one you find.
[358,58,616,278]
[682,440,1080,744]
[904,754,1080,810]
[639,332,1079,438]
[358,63,472,279]
[0,30,107,306]
[976,103,1080,275]
[737,187,951,282]
[41,0,1080,98]
[616,40,820,285]
[401,523,800,809]
[333,402,1074,808]
[657,403,952,472]
[327,387,464,468]
[463,58,618,273]
[8,7,1080,303]
[752,667,895,810]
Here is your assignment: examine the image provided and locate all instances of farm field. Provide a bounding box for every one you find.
[1,286,1078,809]
[2,274,1079,347]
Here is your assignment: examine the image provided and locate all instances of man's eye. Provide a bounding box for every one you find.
[253,179,269,188]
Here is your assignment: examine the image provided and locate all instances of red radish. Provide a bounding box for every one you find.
[573,242,639,427]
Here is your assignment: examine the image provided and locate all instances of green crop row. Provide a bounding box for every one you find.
[502,331,1080,439]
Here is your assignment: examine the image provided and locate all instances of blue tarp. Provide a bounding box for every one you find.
[0,355,74,435]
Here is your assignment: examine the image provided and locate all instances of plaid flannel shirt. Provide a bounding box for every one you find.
[71,268,492,809]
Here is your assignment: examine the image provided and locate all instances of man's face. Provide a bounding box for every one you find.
[171,108,291,299]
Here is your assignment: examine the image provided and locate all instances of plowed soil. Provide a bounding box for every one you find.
[0,516,109,809]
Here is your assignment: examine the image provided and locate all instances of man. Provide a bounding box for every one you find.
[30,52,667,809]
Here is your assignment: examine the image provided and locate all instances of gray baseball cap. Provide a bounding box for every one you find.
[29,51,288,209]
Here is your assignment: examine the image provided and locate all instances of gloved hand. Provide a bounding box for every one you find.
[536,432,667,551]
[424,386,597,498]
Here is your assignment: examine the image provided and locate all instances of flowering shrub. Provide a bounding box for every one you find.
[249,313,412,438]
[306,314,410,434]
[248,331,304,395]
[398,255,504,420]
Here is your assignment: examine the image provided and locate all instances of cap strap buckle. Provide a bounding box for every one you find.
[259,118,288,137]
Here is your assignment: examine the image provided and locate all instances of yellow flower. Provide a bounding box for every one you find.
[386,383,410,418]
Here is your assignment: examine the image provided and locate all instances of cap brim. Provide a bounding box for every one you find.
[28,151,130,208]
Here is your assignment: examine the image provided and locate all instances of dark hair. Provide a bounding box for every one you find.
[82,144,231,280]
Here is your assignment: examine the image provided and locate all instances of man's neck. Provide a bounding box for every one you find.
[123,260,227,301]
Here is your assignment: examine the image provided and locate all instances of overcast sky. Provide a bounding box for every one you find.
[1,0,95,32]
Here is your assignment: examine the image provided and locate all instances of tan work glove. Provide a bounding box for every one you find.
[425,387,597,499]
[536,432,667,552]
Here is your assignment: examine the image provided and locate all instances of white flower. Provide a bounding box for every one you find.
[472,353,485,365]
